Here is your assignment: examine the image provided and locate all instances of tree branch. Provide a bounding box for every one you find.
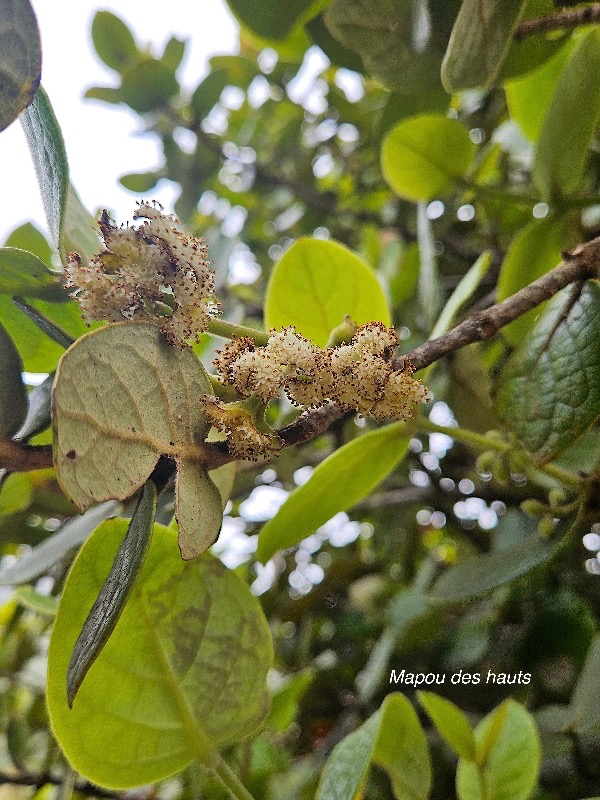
[514,3,600,39]
[0,771,122,799]
[0,439,53,471]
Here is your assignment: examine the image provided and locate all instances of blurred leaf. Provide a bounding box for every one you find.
[0,322,27,437]
[0,473,32,517]
[0,0,41,131]
[265,238,390,347]
[441,0,526,92]
[53,323,222,559]
[4,222,53,265]
[91,11,138,73]
[306,13,364,72]
[84,86,123,105]
[431,251,492,341]
[379,89,448,136]
[533,28,600,200]
[161,36,186,72]
[257,422,410,563]
[569,635,600,733]
[0,501,121,586]
[416,201,442,330]
[119,171,161,193]
[381,114,475,202]
[390,241,419,306]
[67,480,157,707]
[457,700,540,800]
[48,519,273,788]
[496,282,600,464]
[429,533,558,603]
[190,68,231,121]
[317,692,431,800]
[497,216,574,346]
[14,585,58,616]
[20,87,68,251]
[500,0,567,82]
[225,0,316,41]
[0,247,60,298]
[418,691,476,760]
[270,669,315,731]
[120,59,179,112]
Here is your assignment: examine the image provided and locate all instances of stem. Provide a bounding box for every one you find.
[207,318,270,346]
[211,754,256,800]
[515,3,600,39]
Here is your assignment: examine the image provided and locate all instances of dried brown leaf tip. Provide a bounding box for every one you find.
[65,201,218,346]
[202,396,283,462]
[214,322,429,422]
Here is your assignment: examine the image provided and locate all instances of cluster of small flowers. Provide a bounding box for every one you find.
[202,397,283,462]
[65,202,218,346]
[215,322,429,423]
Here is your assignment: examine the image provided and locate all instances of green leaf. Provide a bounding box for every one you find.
[499,0,567,82]
[533,28,600,200]
[325,0,459,93]
[381,115,475,202]
[0,501,121,586]
[119,171,161,194]
[431,251,492,341]
[84,86,123,105]
[67,481,157,707]
[568,635,600,733]
[417,201,442,331]
[20,87,68,251]
[497,216,574,347]
[52,323,222,559]
[4,222,53,265]
[91,11,138,72]
[0,0,41,132]
[379,89,449,136]
[161,36,186,72]
[496,282,600,464]
[47,519,273,789]
[0,247,60,298]
[269,669,315,732]
[0,322,27,437]
[190,68,231,121]
[429,533,557,603]
[14,585,58,616]
[257,422,410,563]
[0,472,32,517]
[441,0,527,92]
[61,184,101,264]
[12,296,74,349]
[456,700,540,800]
[0,296,64,372]
[120,59,179,112]
[317,693,431,800]
[418,691,476,760]
[306,13,364,72]
[265,238,390,347]
[225,0,316,41]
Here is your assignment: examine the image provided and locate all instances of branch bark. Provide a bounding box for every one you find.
[515,3,600,39]
[0,439,53,471]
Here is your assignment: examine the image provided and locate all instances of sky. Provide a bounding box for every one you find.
[0,0,239,244]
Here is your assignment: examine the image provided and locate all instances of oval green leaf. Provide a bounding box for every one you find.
[496,282,600,464]
[418,691,476,761]
[257,422,410,563]
[0,0,41,132]
[0,322,27,437]
[382,115,475,202]
[0,247,60,298]
[265,238,390,347]
[91,11,138,73]
[317,693,431,800]
[48,519,273,789]
[533,28,600,200]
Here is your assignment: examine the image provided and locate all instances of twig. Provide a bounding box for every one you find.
[514,3,600,39]
[0,770,119,799]
[0,439,53,471]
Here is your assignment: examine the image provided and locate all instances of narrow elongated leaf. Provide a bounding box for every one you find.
[0,248,60,298]
[569,635,600,733]
[533,28,600,199]
[0,0,41,131]
[61,184,100,264]
[431,251,492,342]
[456,700,540,800]
[429,534,557,603]
[20,87,68,250]
[0,501,121,586]
[48,519,273,788]
[418,691,476,760]
[257,422,410,563]
[14,372,53,441]
[441,0,527,92]
[496,282,600,464]
[317,693,431,800]
[265,238,390,347]
[0,322,27,437]
[67,480,157,707]
[417,201,442,331]
[382,115,475,202]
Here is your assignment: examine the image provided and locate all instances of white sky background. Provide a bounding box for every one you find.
[0,0,239,244]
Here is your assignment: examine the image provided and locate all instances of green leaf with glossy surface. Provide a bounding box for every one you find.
[67,481,157,707]
[429,533,557,603]
[533,28,600,199]
[52,323,222,559]
[441,0,526,92]
[91,11,138,73]
[418,691,476,760]
[0,0,41,131]
[0,247,60,298]
[48,519,273,788]
[497,216,574,346]
[0,322,27,437]
[265,238,390,347]
[496,282,600,464]
[317,692,431,800]
[457,700,540,800]
[257,422,410,563]
[382,115,475,202]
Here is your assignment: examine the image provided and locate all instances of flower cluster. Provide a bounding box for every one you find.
[202,397,283,462]
[65,202,218,346]
[215,322,429,423]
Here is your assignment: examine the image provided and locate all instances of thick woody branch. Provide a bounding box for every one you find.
[0,439,53,471]
[514,3,600,39]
